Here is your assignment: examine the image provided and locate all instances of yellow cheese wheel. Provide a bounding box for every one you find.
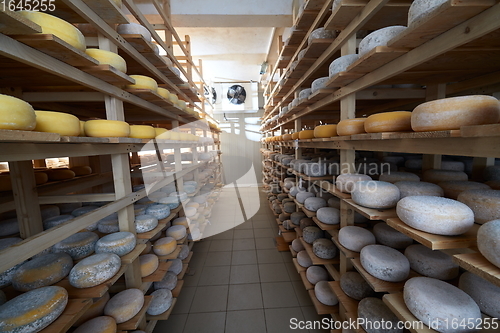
[126,75,158,91]
[153,237,177,256]
[17,11,86,51]
[85,49,127,73]
[73,316,117,333]
[34,111,80,136]
[129,125,156,139]
[35,172,49,185]
[139,254,159,277]
[283,134,293,140]
[156,130,171,140]
[154,128,167,137]
[337,118,367,136]
[411,95,500,131]
[299,130,315,139]
[157,87,170,100]
[80,121,86,136]
[169,93,179,104]
[70,166,93,176]
[292,132,300,140]
[47,169,76,181]
[0,94,36,131]
[169,131,180,140]
[84,120,130,138]
[364,111,412,133]
[74,292,110,326]
[314,124,338,138]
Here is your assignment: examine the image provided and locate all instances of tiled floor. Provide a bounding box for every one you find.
[153,187,330,333]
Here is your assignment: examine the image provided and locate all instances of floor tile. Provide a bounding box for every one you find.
[204,251,232,266]
[209,239,233,252]
[301,306,330,332]
[232,238,256,251]
[227,283,263,311]
[252,220,273,229]
[190,285,229,313]
[257,249,284,264]
[198,265,231,286]
[210,229,234,240]
[265,307,307,333]
[153,313,187,333]
[259,263,290,282]
[233,229,254,239]
[235,221,253,230]
[183,269,202,287]
[285,261,301,281]
[255,237,276,250]
[261,281,300,308]
[172,286,196,314]
[183,312,226,333]
[225,309,266,333]
[253,228,276,238]
[231,250,258,265]
[229,264,260,284]
[291,280,313,307]
[192,240,211,253]
[281,251,293,262]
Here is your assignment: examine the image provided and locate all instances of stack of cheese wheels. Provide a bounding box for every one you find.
[0,94,37,131]
[18,11,86,51]
[337,118,367,136]
[85,120,130,138]
[34,111,81,136]
[85,49,127,73]
[125,75,158,91]
[314,124,338,138]
[411,95,500,131]
[129,125,156,139]
[364,111,412,133]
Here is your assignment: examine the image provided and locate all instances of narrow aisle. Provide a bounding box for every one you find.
[154,187,330,333]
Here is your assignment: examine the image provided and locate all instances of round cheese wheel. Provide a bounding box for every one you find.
[364,111,412,133]
[411,95,500,131]
[306,266,328,285]
[394,180,444,198]
[297,250,313,268]
[0,238,24,287]
[70,165,93,176]
[104,288,144,324]
[303,226,324,244]
[126,75,158,91]
[154,128,167,137]
[69,253,121,288]
[79,121,86,136]
[117,23,151,40]
[84,120,130,138]
[139,254,159,277]
[42,205,61,220]
[146,204,171,220]
[397,196,474,235]
[95,232,136,257]
[53,231,98,260]
[291,238,304,252]
[157,87,170,100]
[47,168,76,181]
[316,207,340,225]
[98,219,119,234]
[438,181,490,200]
[282,134,293,141]
[358,26,407,57]
[18,11,86,51]
[298,130,315,140]
[379,171,420,183]
[0,94,36,131]
[336,173,372,193]
[135,214,158,233]
[314,124,338,138]
[291,132,300,140]
[405,244,459,280]
[178,244,189,260]
[459,271,500,319]
[314,281,338,306]
[43,214,74,230]
[373,223,413,249]
[58,202,83,215]
[458,189,500,224]
[129,125,156,139]
[147,289,173,316]
[312,238,337,259]
[153,237,177,256]
[422,169,468,183]
[352,180,400,209]
[408,0,448,26]
[340,271,375,300]
[166,225,187,240]
[85,48,127,73]
[0,286,68,332]
[329,54,359,78]
[156,130,171,140]
[73,292,110,326]
[168,259,183,275]
[73,316,117,333]
[339,226,376,252]
[337,118,366,136]
[304,197,326,211]
[172,217,189,227]
[361,244,410,282]
[34,171,49,185]
[311,77,329,93]
[478,220,500,268]
[358,297,403,333]
[154,271,177,290]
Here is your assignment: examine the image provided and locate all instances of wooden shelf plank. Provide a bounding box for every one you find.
[172,279,184,298]
[79,64,135,86]
[302,207,317,218]
[122,243,147,264]
[347,46,409,74]
[82,0,129,24]
[290,245,298,257]
[292,170,334,182]
[11,34,99,67]
[461,124,500,137]
[300,271,315,290]
[304,39,336,59]
[0,9,42,34]
[137,221,169,240]
[343,199,397,221]
[300,237,340,265]
[315,180,351,200]
[329,281,359,315]
[312,217,340,231]
[351,258,416,293]
[117,295,153,330]
[39,298,92,333]
[453,252,500,287]
[386,218,479,250]
[324,264,341,282]
[326,72,364,88]
[330,230,360,259]
[142,260,172,283]
[308,289,339,315]
[59,136,110,143]
[383,293,436,333]
[293,258,307,273]
[121,34,155,52]
[146,298,177,320]
[281,229,297,243]
[157,244,182,260]
[308,88,336,103]
[0,129,60,142]
[177,263,189,280]
[295,10,320,30]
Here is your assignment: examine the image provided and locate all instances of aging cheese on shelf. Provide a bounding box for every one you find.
[129,125,156,139]
[84,120,130,138]
[351,180,400,209]
[139,254,159,277]
[73,316,117,333]
[43,214,74,230]
[360,244,410,282]
[404,244,459,280]
[154,128,167,137]
[477,220,500,269]
[98,219,119,234]
[313,124,338,138]
[340,271,375,300]
[166,225,187,240]
[153,271,177,290]
[336,173,372,193]
[0,94,36,131]
[298,130,315,139]
[379,171,420,183]
[126,75,158,91]
[0,286,68,333]
[147,289,173,316]
[153,237,177,256]
[411,95,500,131]
[18,11,86,51]
[312,238,337,259]
[52,231,99,260]
[459,271,500,319]
[145,204,171,220]
[47,168,76,181]
[358,26,407,57]
[104,288,144,324]
[80,121,86,136]
[34,171,49,185]
[297,250,313,268]
[69,253,121,288]
[85,48,127,73]
[422,169,468,184]
[372,223,413,249]
[358,298,403,333]
[291,132,300,140]
[0,218,20,237]
[117,23,151,40]
[338,226,376,252]
[364,111,412,133]
[438,181,490,200]
[70,165,93,176]
[394,180,444,198]
[314,281,338,306]
[306,266,328,285]
[95,231,136,257]
[336,118,367,136]
[457,189,500,224]
[135,214,158,233]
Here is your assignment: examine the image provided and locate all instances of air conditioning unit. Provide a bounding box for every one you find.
[212,82,259,113]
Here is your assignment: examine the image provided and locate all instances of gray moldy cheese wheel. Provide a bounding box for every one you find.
[154,271,177,290]
[12,253,73,291]
[329,54,359,78]
[411,95,500,131]
[52,231,98,260]
[438,181,490,200]
[297,250,313,268]
[147,289,173,316]
[314,280,338,306]
[394,181,443,198]
[95,231,136,257]
[477,220,500,268]
[306,266,328,285]
[441,160,465,172]
[296,192,315,204]
[69,253,121,288]
[351,180,400,209]
[277,193,288,202]
[145,204,171,220]
[313,238,337,259]
[404,277,481,333]
[98,219,119,234]
[304,197,326,212]
[178,244,189,260]
[0,286,68,332]
[0,218,20,236]
[278,212,290,222]
[459,271,500,319]
[308,27,336,44]
[338,226,376,252]
[168,259,183,275]
[360,244,410,282]
[40,205,60,220]
[396,196,474,235]
[43,214,74,230]
[340,271,375,300]
[358,297,403,333]
[372,223,413,249]
[422,169,468,184]
[379,171,420,183]
[292,238,305,252]
[104,288,144,324]
[289,186,306,197]
[283,202,296,213]
[458,189,500,224]
[404,244,458,280]
[57,202,82,214]
[336,174,372,193]
[0,238,24,287]
[283,220,294,230]
[135,214,158,233]
[316,207,340,225]
[358,26,407,57]
[73,316,116,333]
[303,226,324,244]
[300,218,315,230]
[328,197,341,209]
[407,0,447,26]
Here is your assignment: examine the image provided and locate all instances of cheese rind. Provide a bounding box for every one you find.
[69,253,121,288]
[104,288,144,324]
[70,166,93,176]
[458,189,500,224]
[313,124,338,138]
[147,289,173,316]
[126,75,158,91]
[84,120,130,138]
[166,225,187,240]
[336,118,366,136]
[364,111,412,133]
[135,214,158,233]
[139,254,159,277]
[298,130,315,140]
[95,232,136,257]
[73,316,117,333]
[360,244,410,282]
[153,237,177,256]
[85,48,127,73]
[0,94,36,131]
[351,180,400,209]
[129,125,156,139]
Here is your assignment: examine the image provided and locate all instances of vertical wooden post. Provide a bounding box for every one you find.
[185,35,193,83]
[198,59,206,114]
[294,118,302,160]
[162,0,173,50]
[422,84,446,172]
[172,120,184,192]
